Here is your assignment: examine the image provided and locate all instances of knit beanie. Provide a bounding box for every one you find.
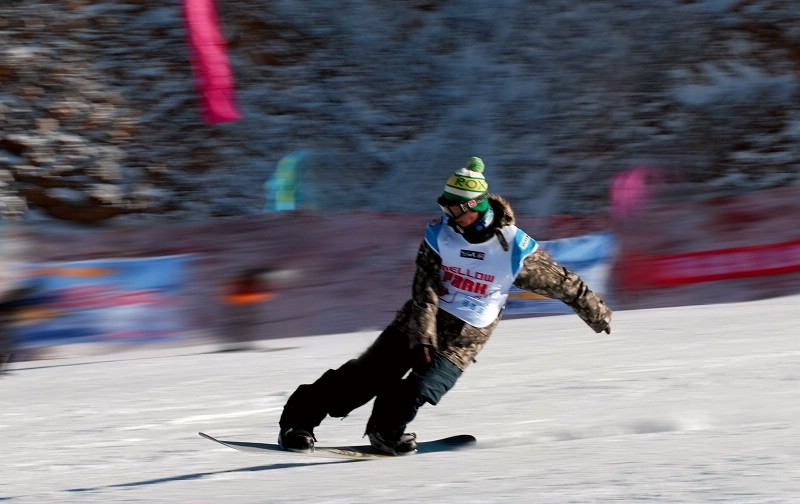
[440,156,490,213]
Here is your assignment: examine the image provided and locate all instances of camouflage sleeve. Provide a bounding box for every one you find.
[513,248,612,333]
[407,239,442,349]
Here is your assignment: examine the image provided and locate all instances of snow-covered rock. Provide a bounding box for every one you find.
[0,0,798,222]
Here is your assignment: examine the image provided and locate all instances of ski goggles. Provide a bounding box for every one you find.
[438,194,487,219]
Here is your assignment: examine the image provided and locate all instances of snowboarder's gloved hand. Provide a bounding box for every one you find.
[412,344,434,373]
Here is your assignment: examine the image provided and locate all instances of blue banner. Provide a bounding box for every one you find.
[505,232,616,316]
[12,255,193,348]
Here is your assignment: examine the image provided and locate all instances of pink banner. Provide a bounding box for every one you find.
[183,0,242,123]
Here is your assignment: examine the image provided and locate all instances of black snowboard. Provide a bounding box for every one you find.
[199,431,476,460]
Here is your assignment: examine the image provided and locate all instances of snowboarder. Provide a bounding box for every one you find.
[0,283,43,376]
[278,156,613,454]
[219,267,277,351]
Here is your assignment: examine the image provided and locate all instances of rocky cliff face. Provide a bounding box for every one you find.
[1,0,799,223]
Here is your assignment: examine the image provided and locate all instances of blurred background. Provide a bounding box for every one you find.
[1,0,799,366]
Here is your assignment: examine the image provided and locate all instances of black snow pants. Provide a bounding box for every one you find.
[279,322,462,438]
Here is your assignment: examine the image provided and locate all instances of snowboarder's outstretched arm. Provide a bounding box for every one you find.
[514,248,612,334]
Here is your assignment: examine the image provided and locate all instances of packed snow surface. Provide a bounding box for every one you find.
[3,294,800,503]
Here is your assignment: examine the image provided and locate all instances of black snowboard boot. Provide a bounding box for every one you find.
[278,428,316,452]
[366,429,417,455]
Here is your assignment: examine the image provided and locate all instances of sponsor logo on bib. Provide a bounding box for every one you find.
[460,250,485,260]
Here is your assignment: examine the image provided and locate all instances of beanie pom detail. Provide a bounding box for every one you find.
[465,156,485,173]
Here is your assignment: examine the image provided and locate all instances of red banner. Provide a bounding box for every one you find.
[639,240,800,286]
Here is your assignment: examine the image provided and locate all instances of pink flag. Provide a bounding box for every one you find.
[182,0,242,123]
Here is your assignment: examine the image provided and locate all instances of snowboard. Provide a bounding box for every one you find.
[198,431,476,460]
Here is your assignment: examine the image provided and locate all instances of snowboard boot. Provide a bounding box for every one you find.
[278,427,316,452]
[366,429,417,455]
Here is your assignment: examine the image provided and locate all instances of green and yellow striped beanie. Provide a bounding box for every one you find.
[440,156,490,212]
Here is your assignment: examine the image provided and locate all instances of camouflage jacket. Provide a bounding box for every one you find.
[390,194,612,370]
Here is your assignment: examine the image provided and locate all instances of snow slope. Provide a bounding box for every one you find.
[3,294,800,503]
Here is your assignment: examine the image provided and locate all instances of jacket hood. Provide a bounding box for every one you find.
[487,194,515,227]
